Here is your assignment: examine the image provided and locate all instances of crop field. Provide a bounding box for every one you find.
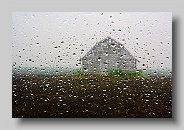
[12,74,172,118]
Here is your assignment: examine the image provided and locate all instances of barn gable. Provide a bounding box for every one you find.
[80,37,138,74]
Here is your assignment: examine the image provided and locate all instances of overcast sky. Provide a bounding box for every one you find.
[12,12,172,70]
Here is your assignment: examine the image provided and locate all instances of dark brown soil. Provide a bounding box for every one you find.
[12,74,172,118]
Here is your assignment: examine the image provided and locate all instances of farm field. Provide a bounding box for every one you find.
[12,74,172,118]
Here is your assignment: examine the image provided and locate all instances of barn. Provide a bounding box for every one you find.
[79,37,138,74]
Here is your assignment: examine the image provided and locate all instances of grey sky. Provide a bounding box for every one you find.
[12,12,172,70]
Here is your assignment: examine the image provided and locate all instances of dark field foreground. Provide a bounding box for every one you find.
[12,74,172,118]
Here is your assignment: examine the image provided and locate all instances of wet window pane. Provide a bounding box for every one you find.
[12,12,172,118]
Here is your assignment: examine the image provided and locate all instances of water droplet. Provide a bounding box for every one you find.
[103,89,106,92]
[160,42,163,46]
[31,14,35,18]
[105,52,108,56]
[63,20,67,23]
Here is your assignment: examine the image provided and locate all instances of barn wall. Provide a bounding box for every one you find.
[81,38,137,74]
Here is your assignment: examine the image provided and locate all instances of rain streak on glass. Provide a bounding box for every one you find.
[12,12,172,118]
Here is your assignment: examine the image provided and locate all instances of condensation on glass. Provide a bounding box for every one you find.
[12,12,172,118]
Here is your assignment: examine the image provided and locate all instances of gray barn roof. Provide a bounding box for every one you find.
[80,36,139,62]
